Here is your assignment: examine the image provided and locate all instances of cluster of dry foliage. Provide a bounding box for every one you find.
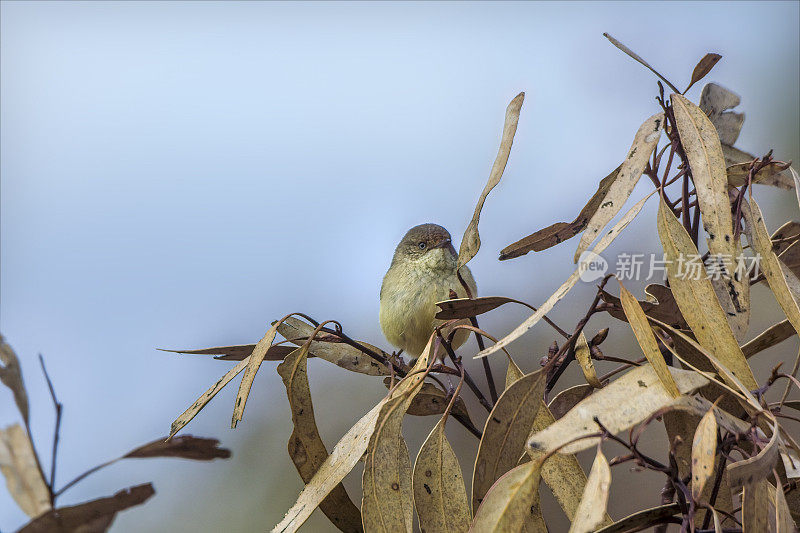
[164,35,800,532]
[0,339,231,531]
[5,35,798,533]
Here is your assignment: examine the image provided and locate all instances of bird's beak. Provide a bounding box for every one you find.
[432,238,452,249]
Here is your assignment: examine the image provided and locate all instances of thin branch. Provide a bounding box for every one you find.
[38,354,62,506]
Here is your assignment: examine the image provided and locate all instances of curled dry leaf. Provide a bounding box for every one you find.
[231,320,281,428]
[656,198,758,391]
[274,340,436,533]
[169,357,249,439]
[382,377,471,422]
[499,166,621,260]
[573,112,663,262]
[412,416,471,533]
[573,332,602,388]
[727,418,780,490]
[594,503,681,533]
[504,359,525,390]
[277,317,390,376]
[685,53,722,93]
[18,483,154,533]
[278,345,363,532]
[527,364,708,455]
[471,370,545,511]
[742,199,800,337]
[478,192,654,358]
[691,406,718,500]
[568,447,612,533]
[161,344,296,362]
[0,424,51,518]
[547,384,595,420]
[741,319,795,359]
[469,460,544,533]
[0,335,29,424]
[124,435,231,461]
[458,92,524,270]
[618,281,680,397]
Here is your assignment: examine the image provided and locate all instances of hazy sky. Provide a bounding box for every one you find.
[2,1,798,531]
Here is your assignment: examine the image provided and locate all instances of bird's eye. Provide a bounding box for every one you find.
[418,241,427,250]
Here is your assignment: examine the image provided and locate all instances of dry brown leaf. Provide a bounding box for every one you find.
[650,317,761,413]
[361,339,441,533]
[504,359,525,390]
[0,423,51,518]
[568,447,612,533]
[742,477,770,533]
[657,197,758,391]
[691,405,718,500]
[699,83,744,146]
[742,319,795,359]
[499,166,621,260]
[412,416,471,533]
[277,317,390,376]
[0,335,29,424]
[574,113,663,262]
[792,167,800,209]
[664,409,733,524]
[124,436,231,461]
[18,483,154,533]
[169,357,248,439]
[727,418,780,490]
[602,33,679,93]
[383,378,471,422]
[527,364,708,455]
[362,396,414,533]
[161,344,296,362]
[458,92,524,270]
[573,332,602,388]
[471,370,545,511]
[277,345,363,532]
[618,281,680,397]
[469,460,544,533]
[274,340,436,533]
[594,503,681,533]
[547,384,594,420]
[531,403,610,526]
[478,192,654,358]
[727,161,793,188]
[435,296,517,321]
[685,53,722,93]
[274,401,383,533]
[742,198,800,337]
[510,361,606,526]
[600,284,689,330]
[775,478,798,533]
[231,321,281,428]
[672,92,749,335]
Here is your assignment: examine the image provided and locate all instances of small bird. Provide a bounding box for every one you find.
[380,223,478,358]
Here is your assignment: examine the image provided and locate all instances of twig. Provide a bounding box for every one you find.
[38,354,62,505]
[470,317,498,404]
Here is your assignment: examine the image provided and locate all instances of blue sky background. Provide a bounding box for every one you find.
[2,1,798,531]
